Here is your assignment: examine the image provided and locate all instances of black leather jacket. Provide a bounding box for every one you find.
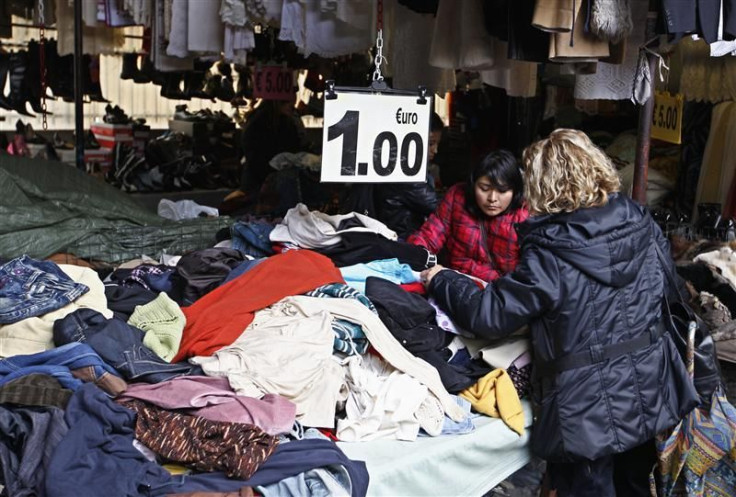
[429,193,698,461]
[375,182,437,239]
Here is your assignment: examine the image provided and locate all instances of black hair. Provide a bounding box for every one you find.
[430,112,444,132]
[465,149,524,217]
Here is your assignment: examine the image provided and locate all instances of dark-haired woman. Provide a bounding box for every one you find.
[407,150,529,282]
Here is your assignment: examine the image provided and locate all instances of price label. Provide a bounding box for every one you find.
[321,92,431,183]
[252,66,293,100]
[651,91,683,144]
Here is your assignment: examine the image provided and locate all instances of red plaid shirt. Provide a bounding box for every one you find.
[407,184,529,281]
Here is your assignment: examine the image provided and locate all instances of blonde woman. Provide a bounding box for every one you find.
[421,129,697,496]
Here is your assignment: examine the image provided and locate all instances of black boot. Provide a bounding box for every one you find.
[134,55,154,84]
[120,52,138,80]
[26,40,53,115]
[233,64,253,100]
[0,52,11,110]
[85,55,110,103]
[8,51,35,117]
[218,76,235,102]
[182,71,209,99]
[138,56,161,85]
[46,40,74,102]
[160,73,189,100]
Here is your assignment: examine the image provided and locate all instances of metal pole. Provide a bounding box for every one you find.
[73,0,84,170]
[632,53,658,205]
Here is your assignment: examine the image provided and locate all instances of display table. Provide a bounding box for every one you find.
[338,400,533,497]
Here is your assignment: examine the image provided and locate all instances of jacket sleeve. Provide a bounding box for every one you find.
[453,256,497,282]
[429,245,560,339]
[400,182,438,216]
[406,190,453,253]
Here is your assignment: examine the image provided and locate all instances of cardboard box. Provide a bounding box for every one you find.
[91,123,133,149]
[57,147,112,171]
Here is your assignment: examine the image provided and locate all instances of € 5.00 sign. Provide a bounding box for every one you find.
[321,92,431,183]
[651,91,684,144]
[253,66,293,101]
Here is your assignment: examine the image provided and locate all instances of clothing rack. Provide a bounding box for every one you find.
[3,20,146,169]
[2,22,147,39]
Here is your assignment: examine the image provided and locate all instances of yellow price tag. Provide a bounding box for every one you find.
[651,91,683,144]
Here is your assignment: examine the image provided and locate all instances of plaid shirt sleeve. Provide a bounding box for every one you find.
[485,206,529,277]
[407,185,457,254]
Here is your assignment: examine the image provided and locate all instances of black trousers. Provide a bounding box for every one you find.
[548,440,656,497]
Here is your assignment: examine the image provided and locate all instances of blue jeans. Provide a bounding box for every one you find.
[0,256,89,324]
[53,309,201,383]
[0,342,120,391]
[231,221,275,258]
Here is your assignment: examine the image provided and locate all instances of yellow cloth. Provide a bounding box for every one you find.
[459,369,525,436]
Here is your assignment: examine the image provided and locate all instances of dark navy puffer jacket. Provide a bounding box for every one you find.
[430,193,698,462]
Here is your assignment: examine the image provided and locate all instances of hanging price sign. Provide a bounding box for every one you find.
[252,66,294,100]
[321,92,431,183]
[651,91,683,144]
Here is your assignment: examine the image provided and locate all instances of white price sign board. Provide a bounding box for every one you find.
[321,92,431,183]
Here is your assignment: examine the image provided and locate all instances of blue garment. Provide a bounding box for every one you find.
[155,439,369,497]
[231,221,275,258]
[258,465,354,497]
[45,385,369,497]
[0,406,68,496]
[0,342,121,391]
[304,283,377,313]
[422,395,476,436]
[45,383,176,497]
[0,255,89,324]
[222,258,265,285]
[128,265,175,293]
[332,319,370,355]
[53,309,201,384]
[304,283,375,355]
[339,258,419,293]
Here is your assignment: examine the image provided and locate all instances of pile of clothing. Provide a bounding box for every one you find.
[0,204,533,496]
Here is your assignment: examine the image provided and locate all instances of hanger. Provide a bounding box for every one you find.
[324,79,428,105]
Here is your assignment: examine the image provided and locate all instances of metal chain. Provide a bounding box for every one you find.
[38,0,48,129]
[372,0,385,82]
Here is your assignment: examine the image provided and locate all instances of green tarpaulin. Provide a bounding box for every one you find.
[0,155,230,262]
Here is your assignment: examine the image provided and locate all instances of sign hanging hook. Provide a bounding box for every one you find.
[372,0,386,82]
[38,0,48,130]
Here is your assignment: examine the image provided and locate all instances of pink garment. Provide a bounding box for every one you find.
[116,376,296,435]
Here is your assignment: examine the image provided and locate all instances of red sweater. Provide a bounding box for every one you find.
[173,250,344,361]
[407,184,529,281]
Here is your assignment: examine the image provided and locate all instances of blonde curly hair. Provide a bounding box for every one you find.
[522,128,621,215]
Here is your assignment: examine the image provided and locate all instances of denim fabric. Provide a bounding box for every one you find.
[0,342,121,391]
[258,465,353,497]
[0,256,89,324]
[0,406,68,496]
[231,221,275,258]
[419,394,475,436]
[53,309,202,384]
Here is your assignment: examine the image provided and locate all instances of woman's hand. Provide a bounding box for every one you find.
[420,265,446,288]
